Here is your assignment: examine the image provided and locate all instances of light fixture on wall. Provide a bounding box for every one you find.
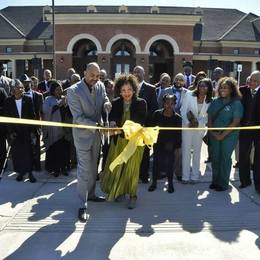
[102,57,106,63]
[60,57,64,63]
[141,57,145,63]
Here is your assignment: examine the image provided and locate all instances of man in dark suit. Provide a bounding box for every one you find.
[239,71,260,193]
[4,79,36,182]
[21,74,44,171]
[62,68,76,91]
[133,65,158,183]
[38,69,52,95]
[183,61,195,89]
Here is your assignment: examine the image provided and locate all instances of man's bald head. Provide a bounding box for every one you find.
[84,62,100,87]
[133,66,145,83]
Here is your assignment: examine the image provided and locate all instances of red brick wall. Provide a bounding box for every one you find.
[55,24,193,52]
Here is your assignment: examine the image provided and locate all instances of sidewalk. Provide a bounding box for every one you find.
[0,145,260,260]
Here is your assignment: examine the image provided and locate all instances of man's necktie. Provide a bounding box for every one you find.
[186,76,190,88]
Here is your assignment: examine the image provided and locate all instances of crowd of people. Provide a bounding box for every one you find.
[0,61,260,222]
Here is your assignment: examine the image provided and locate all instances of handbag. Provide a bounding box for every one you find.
[187,111,198,127]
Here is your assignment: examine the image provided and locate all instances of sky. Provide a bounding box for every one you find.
[0,0,260,16]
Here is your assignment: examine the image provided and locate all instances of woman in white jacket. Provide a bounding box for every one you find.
[181,78,213,183]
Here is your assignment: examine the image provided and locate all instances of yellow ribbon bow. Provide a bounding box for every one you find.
[109,120,159,172]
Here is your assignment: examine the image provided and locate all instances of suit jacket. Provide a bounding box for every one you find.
[67,79,110,149]
[250,85,260,141]
[3,95,36,139]
[158,86,190,113]
[239,85,253,126]
[184,74,195,88]
[180,91,210,127]
[109,96,147,127]
[138,81,158,125]
[24,90,44,120]
[32,91,44,120]
[38,80,51,94]
[0,88,8,136]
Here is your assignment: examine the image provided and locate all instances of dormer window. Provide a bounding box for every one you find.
[87,5,97,13]
[119,5,128,14]
[151,6,160,14]
[42,6,52,22]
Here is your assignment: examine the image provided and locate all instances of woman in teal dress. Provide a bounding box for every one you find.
[208,77,243,191]
[100,74,147,209]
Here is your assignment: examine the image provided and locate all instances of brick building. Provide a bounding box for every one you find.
[0,5,259,83]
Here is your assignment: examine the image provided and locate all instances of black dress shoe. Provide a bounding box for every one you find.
[53,171,59,177]
[78,208,88,223]
[167,185,175,193]
[88,196,106,202]
[148,184,157,192]
[239,183,251,189]
[16,172,24,182]
[176,176,182,182]
[215,186,227,192]
[141,178,149,184]
[209,183,217,189]
[28,172,37,183]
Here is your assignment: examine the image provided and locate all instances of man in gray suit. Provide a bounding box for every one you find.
[67,62,111,222]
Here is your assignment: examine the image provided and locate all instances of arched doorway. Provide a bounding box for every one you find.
[110,40,136,79]
[72,39,97,77]
[148,40,174,84]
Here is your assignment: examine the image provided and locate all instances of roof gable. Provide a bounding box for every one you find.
[221,13,259,41]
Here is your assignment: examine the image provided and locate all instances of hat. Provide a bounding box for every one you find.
[0,63,5,70]
[20,74,31,82]
[183,61,193,68]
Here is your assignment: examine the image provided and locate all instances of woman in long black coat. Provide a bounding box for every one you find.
[4,79,36,182]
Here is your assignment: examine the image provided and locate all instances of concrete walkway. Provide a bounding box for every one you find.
[1,145,260,260]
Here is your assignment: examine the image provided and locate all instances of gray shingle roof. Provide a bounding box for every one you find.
[0,5,259,43]
[0,13,24,39]
[0,6,52,40]
[221,13,260,41]
[198,8,246,41]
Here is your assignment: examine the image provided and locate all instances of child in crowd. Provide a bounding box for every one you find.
[148,94,182,193]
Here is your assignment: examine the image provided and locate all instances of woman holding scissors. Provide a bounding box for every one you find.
[100,74,147,209]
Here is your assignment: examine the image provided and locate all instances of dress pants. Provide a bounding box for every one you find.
[139,146,150,182]
[173,148,182,178]
[253,141,260,191]
[152,145,175,185]
[239,131,253,186]
[210,133,238,189]
[182,130,203,181]
[0,134,6,172]
[32,133,41,170]
[76,133,101,207]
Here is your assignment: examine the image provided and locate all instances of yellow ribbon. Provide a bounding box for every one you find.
[109,120,159,172]
[1,116,260,131]
[1,115,260,171]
